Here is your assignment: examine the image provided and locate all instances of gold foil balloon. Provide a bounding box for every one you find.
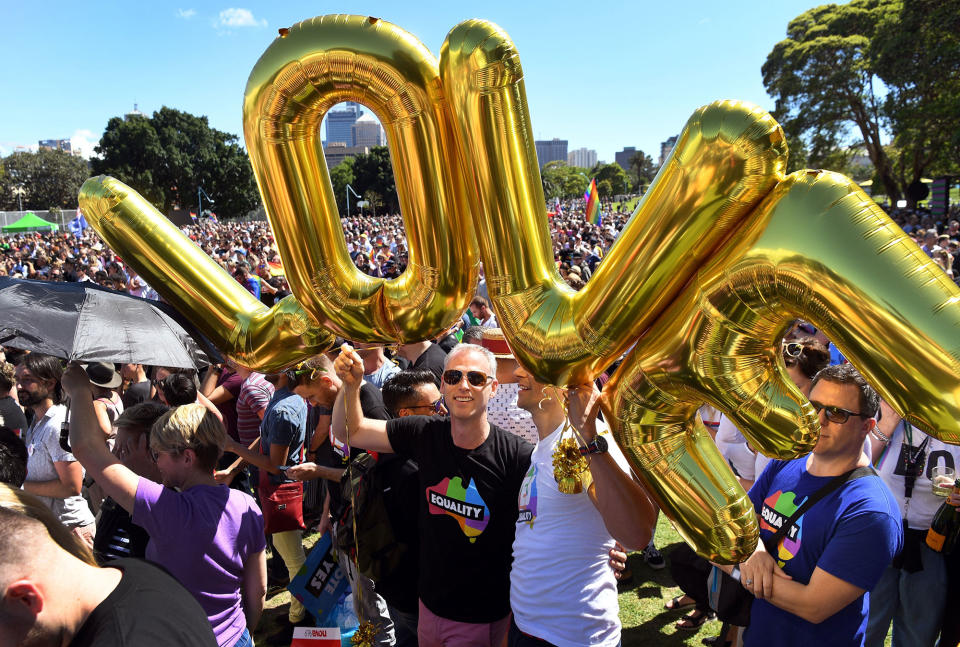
[243,15,478,343]
[440,19,787,386]
[603,170,960,562]
[78,176,335,371]
[77,14,960,563]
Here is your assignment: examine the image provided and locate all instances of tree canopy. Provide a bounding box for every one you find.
[763,0,960,204]
[541,161,590,200]
[93,107,260,218]
[0,149,90,211]
[590,162,632,197]
[349,146,398,214]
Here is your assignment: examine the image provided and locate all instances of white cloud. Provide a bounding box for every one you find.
[0,142,37,157]
[216,8,266,29]
[177,8,196,19]
[70,129,99,159]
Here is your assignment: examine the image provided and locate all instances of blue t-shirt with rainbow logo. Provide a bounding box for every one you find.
[744,458,902,647]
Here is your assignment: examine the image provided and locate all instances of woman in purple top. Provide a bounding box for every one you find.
[63,364,267,647]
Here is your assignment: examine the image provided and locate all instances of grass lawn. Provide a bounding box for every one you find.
[619,516,723,647]
[256,515,892,646]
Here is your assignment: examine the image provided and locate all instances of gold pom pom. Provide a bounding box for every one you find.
[552,437,592,494]
[351,622,378,646]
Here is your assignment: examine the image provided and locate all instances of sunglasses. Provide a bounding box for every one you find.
[809,400,866,424]
[407,398,444,414]
[442,370,493,387]
[782,342,804,358]
[150,447,182,462]
[284,363,324,383]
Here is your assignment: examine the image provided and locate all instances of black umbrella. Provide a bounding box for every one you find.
[0,277,222,369]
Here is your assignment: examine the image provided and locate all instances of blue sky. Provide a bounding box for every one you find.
[3,1,831,163]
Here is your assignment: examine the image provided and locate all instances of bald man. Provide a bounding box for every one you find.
[0,487,217,647]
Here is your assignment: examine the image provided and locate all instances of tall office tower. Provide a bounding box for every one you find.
[535,138,569,168]
[568,147,597,169]
[326,101,364,146]
[659,136,678,166]
[352,113,385,148]
[615,147,637,171]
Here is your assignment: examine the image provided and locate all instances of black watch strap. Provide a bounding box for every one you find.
[578,435,609,455]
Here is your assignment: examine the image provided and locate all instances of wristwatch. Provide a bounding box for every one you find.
[578,435,609,456]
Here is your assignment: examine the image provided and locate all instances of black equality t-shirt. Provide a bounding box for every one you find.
[70,558,217,647]
[386,415,533,623]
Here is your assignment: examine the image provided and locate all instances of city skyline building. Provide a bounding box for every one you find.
[615,146,636,171]
[568,147,597,169]
[38,139,72,153]
[323,142,370,168]
[659,135,678,166]
[535,138,568,168]
[325,101,364,146]
[352,113,384,148]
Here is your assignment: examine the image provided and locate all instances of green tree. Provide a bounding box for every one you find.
[762,1,902,201]
[628,150,657,191]
[329,158,355,215]
[93,107,260,218]
[590,162,631,197]
[351,146,398,213]
[870,0,960,186]
[0,149,90,210]
[541,161,589,199]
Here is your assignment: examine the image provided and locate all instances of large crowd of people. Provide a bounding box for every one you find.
[1,197,960,647]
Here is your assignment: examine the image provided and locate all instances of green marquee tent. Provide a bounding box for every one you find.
[1,212,59,233]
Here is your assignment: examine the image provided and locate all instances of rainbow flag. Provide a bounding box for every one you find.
[266,260,285,277]
[584,178,600,225]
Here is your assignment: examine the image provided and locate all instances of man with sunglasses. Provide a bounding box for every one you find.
[333,343,533,647]
[732,363,902,647]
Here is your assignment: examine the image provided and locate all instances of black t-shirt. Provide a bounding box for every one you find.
[121,380,151,409]
[0,395,28,435]
[412,343,448,388]
[386,415,533,623]
[94,497,151,564]
[70,558,218,647]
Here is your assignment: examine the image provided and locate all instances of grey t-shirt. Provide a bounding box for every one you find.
[24,404,95,528]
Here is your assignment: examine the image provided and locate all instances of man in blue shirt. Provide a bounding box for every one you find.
[733,363,902,646]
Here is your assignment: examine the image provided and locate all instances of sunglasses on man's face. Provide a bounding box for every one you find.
[442,370,493,388]
[407,398,444,414]
[809,400,865,425]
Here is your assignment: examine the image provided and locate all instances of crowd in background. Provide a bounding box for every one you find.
[2,197,960,647]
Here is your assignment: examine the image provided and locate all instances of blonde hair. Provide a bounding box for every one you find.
[150,403,225,472]
[0,484,96,566]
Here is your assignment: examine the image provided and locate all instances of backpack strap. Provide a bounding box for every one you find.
[765,466,876,550]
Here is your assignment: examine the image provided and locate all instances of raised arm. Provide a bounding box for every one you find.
[331,344,392,453]
[61,363,140,513]
[569,383,657,551]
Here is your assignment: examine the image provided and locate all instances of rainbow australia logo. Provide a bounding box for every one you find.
[426,476,489,542]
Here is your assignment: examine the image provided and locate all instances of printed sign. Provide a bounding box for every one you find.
[291,626,341,647]
[287,532,349,624]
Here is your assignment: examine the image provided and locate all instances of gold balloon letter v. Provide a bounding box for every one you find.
[79,16,960,561]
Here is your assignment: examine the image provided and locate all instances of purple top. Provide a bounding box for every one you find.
[134,478,266,647]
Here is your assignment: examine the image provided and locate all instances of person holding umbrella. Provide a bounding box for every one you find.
[61,363,267,647]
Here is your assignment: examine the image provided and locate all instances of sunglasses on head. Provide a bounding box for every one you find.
[442,370,493,387]
[284,362,323,383]
[809,400,866,424]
